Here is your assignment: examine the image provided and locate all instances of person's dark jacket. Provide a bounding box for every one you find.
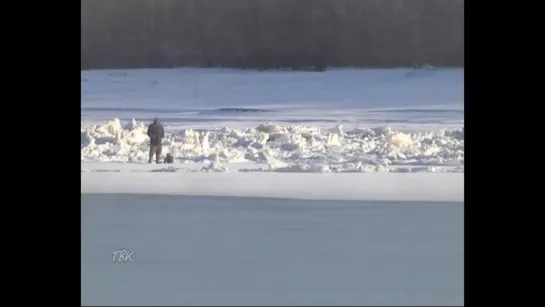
[147,118,165,146]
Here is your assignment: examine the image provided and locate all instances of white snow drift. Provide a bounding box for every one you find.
[81,118,464,173]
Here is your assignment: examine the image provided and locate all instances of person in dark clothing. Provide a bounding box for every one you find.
[147,117,165,163]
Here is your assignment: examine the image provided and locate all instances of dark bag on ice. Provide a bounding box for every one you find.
[164,153,174,164]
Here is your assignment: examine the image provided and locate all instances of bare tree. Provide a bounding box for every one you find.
[81,0,464,70]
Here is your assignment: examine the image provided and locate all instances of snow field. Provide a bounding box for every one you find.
[81,118,463,173]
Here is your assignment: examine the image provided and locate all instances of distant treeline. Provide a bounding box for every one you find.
[81,0,464,70]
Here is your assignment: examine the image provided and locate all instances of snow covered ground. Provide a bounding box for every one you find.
[81,67,464,305]
[81,67,464,174]
[82,194,464,306]
[82,171,462,202]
